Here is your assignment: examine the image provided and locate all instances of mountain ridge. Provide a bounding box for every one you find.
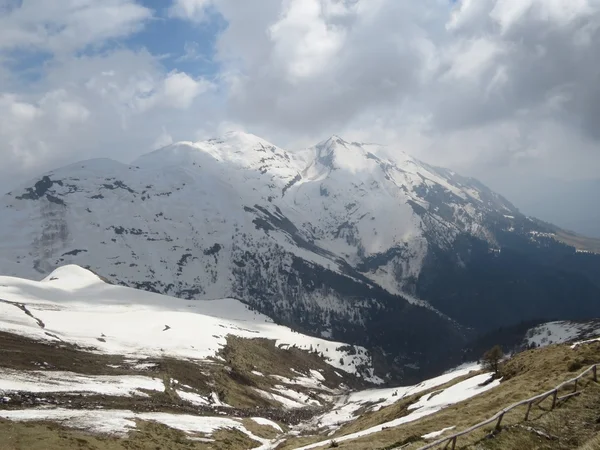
[1,131,600,381]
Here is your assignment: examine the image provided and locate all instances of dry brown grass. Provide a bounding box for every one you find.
[242,418,283,440]
[0,331,348,448]
[4,331,599,450]
[459,381,600,450]
[0,418,260,450]
[277,341,600,450]
[0,331,133,375]
[213,335,365,410]
[0,329,358,413]
[554,229,600,254]
[577,432,600,450]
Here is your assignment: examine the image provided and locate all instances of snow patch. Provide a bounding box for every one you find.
[0,407,274,446]
[422,426,455,439]
[251,417,284,433]
[0,368,163,397]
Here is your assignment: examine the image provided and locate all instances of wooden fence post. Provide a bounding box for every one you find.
[451,436,457,450]
[495,413,505,430]
[551,390,558,410]
[524,401,533,421]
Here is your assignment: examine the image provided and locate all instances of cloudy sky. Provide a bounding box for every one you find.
[1,0,599,236]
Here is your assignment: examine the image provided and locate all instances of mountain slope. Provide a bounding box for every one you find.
[0,265,379,449]
[0,266,494,450]
[1,131,600,380]
[0,265,374,380]
[2,270,598,450]
[278,338,600,450]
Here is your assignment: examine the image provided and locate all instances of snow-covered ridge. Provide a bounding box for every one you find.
[525,320,600,348]
[0,131,516,290]
[0,130,546,379]
[0,265,377,381]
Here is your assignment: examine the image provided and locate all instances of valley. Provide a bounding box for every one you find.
[1,266,599,449]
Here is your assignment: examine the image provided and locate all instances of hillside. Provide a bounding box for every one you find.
[2,132,600,380]
[0,266,377,448]
[1,266,599,449]
[277,339,600,450]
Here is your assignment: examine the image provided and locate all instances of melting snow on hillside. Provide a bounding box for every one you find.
[0,369,163,397]
[0,265,379,382]
[0,408,275,448]
[526,320,600,348]
[300,363,483,433]
[293,370,499,450]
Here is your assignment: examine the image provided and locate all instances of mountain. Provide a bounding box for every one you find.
[0,265,376,448]
[1,268,599,450]
[1,131,600,381]
[0,265,499,449]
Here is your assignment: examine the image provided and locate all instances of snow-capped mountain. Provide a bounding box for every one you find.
[1,131,600,380]
[0,265,503,448]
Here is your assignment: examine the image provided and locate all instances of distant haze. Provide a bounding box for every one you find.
[494,178,600,239]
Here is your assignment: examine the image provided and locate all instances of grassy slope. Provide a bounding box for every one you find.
[0,330,367,449]
[0,419,259,450]
[554,229,600,254]
[2,333,600,449]
[277,340,600,450]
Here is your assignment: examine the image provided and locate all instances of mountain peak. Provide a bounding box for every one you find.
[213,130,271,146]
[312,135,377,173]
[134,131,289,170]
[318,135,349,148]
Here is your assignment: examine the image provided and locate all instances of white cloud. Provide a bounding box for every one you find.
[153,128,174,149]
[1,0,600,234]
[40,90,91,126]
[269,0,348,80]
[8,98,40,122]
[162,71,212,109]
[82,56,211,116]
[490,0,594,31]
[171,0,600,220]
[0,48,214,191]
[0,0,152,54]
[169,0,213,22]
[442,38,505,81]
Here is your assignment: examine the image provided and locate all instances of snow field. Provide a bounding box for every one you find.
[0,265,375,379]
[0,368,163,397]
